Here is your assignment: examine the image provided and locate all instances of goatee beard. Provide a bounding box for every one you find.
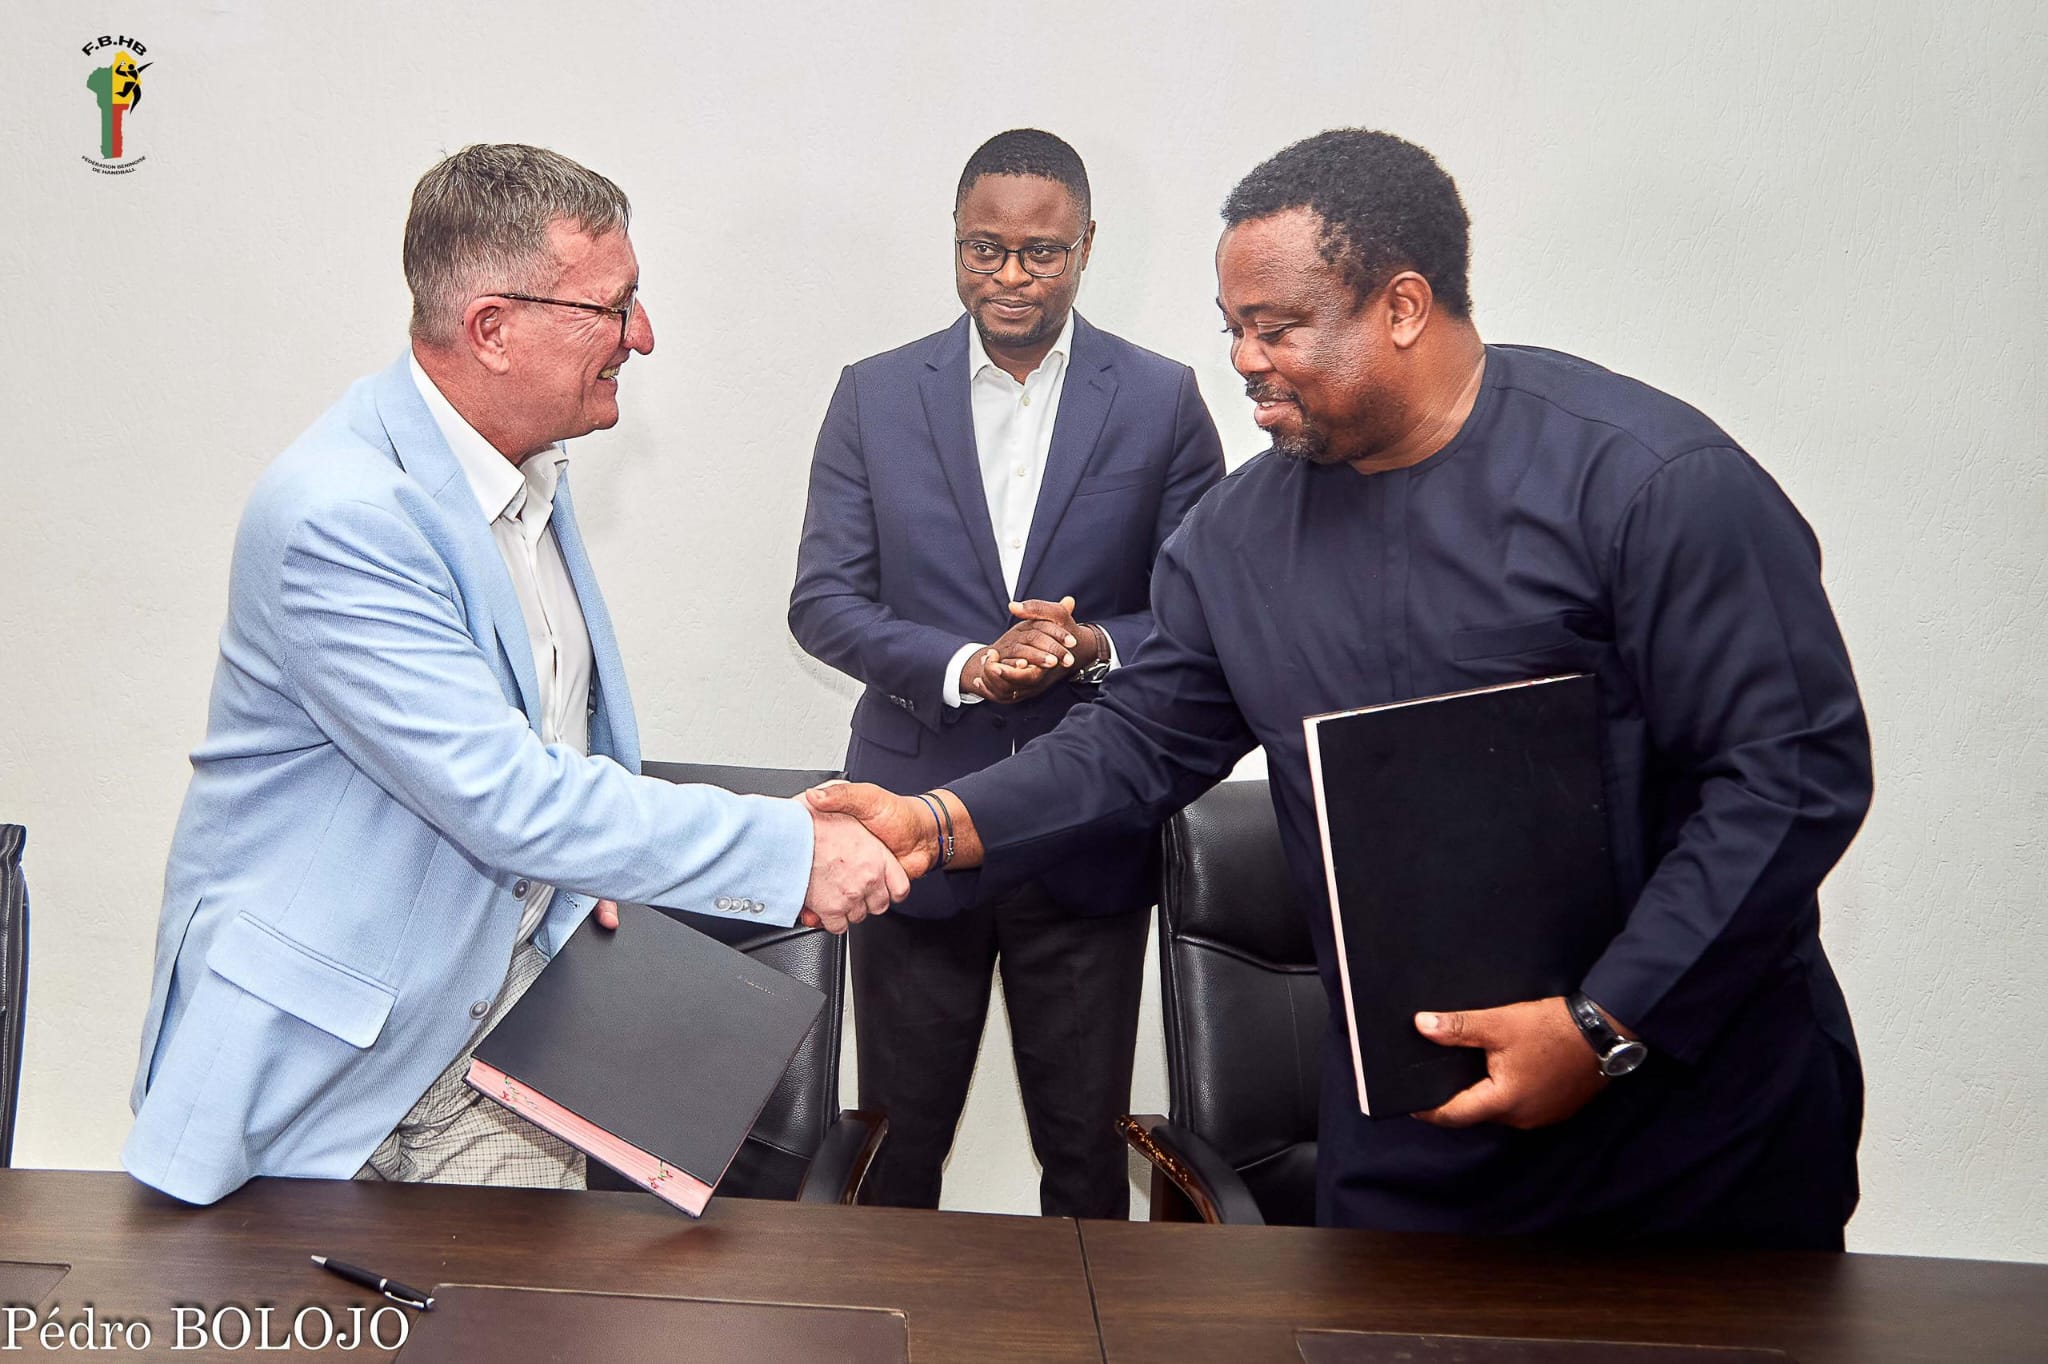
[973,306,1057,354]
[1272,422,1351,466]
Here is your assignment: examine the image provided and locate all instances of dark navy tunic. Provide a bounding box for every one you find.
[951,344,1872,1243]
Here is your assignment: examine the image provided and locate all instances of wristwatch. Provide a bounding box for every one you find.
[1566,992,1648,1077]
[1073,623,1112,684]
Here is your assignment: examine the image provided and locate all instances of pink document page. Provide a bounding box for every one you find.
[466,1059,715,1216]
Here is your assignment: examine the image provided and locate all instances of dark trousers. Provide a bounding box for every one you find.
[849,882,1150,1218]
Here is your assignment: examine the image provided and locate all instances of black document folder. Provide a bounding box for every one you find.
[1304,673,1618,1117]
[467,905,825,1215]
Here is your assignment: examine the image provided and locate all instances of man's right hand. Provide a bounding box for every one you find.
[800,804,910,934]
[801,780,985,881]
[804,783,940,882]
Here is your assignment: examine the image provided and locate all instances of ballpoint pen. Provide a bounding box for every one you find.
[309,1255,436,1311]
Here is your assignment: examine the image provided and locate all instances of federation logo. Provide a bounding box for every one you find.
[82,34,152,174]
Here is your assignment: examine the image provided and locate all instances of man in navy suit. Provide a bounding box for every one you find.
[789,130,1224,1216]
[808,129,1871,1247]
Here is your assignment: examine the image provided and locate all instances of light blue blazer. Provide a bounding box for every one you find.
[125,353,813,1204]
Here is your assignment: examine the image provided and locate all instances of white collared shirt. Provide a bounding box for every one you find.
[971,310,1073,596]
[941,313,1116,706]
[409,355,593,943]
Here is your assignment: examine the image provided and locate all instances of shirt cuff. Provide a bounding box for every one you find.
[942,641,986,708]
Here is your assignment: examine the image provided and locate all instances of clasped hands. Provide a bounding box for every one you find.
[795,799,914,934]
[792,781,970,930]
[960,596,1104,704]
[574,803,912,940]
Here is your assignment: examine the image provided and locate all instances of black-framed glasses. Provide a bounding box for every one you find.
[955,234,1086,278]
[483,285,640,346]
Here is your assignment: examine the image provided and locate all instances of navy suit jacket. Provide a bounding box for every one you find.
[789,313,1223,918]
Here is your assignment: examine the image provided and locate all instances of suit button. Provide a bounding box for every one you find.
[513,880,530,897]
[715,896,733,911]
[469,1000,490,1020]
[992,716,1007,730]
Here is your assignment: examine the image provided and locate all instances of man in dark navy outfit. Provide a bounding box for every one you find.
[810,129,1871,1248]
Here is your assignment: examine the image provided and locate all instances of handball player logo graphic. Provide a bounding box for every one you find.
[82,34,152,174]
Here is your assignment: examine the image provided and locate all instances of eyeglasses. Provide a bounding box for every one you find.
[955,234,1086,279]
[483,285,640,346]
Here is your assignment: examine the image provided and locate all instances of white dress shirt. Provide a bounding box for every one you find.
[409,355,593,943]
[942,313,1118,706]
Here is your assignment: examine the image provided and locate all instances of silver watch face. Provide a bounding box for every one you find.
[1601,1039,1649,1077]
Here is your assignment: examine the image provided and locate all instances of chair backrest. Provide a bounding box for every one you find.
[1157,780,1321,1225]
[626,763,841,1200]
[0,825,29,1168]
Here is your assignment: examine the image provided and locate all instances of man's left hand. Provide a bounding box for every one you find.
[982,596,1109,703]
[1410,996,1607,1130]
[1001,596,1084,658]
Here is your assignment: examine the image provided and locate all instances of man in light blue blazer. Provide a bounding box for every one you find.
[125,145,906,1205]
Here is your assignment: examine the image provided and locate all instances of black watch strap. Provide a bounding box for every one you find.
[1567,992,1648,1077]
[1074,623,1112,684]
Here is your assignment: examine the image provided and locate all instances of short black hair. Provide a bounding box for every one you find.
[956,129,1091,222]
[1222,129,1472,318]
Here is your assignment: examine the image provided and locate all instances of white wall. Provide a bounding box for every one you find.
[1,1,2041,1261]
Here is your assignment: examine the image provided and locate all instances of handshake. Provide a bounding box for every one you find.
[789,597,1090,933]
[792,783,981,933]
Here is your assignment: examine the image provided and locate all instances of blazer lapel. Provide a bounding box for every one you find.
[371,353,543,728]
[550,475,640,771]
[917,317,1010,609]
[1015,314,1117,598]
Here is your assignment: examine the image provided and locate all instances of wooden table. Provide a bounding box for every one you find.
[1078,1218,2048,1363]
[6,1171,2045,1362]
[0,1170,1100,1361]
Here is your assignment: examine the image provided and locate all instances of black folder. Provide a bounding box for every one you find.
[467,905,826,1215]
[1304,673,1619,1117]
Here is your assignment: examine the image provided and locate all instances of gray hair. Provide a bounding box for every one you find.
[403,143,631,344]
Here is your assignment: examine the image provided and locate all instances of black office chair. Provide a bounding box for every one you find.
[1120,779,1321,1226]
[0,825,29,1169]
[583,763,885,1204]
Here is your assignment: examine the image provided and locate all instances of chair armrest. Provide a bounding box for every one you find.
[796,1109,889,1205]
[1118,1114,1267,1226]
